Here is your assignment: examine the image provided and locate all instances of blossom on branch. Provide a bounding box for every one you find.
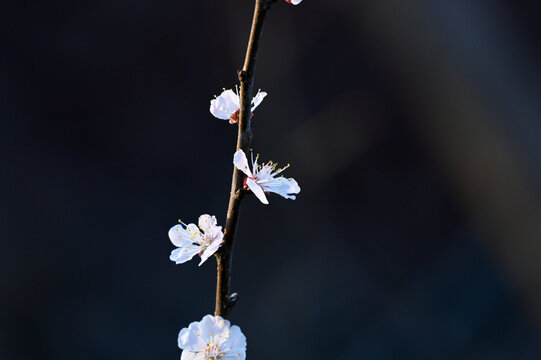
[233,149,301,205]
[169,215,223,266]
[178,314,247,360]
[210,87,267,124]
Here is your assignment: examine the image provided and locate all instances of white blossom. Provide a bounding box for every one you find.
[210,87,267,124]
[169,215,223,266]
[286,0,302,4]
[233,149,300,205]
[178,314,247,360]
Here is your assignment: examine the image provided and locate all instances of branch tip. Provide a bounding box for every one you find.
[228,293,239,304]
[224,293,239,312]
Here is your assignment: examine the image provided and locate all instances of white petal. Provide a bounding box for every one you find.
[170,245,201,264]
[250,91,267,111]
[181,351,205,360]
[186,223,199,234]
[233,150,253,177]
[222,352,246,360]
[199,315,230,340]
[210,89,240,120]
[178,320,206,352]
[185,223,203,243]
[246,178,269,204]
[204,225,223,241]
[221,325,247,358]
[198,214,217,232]
[168,224,194,247]
[199,234,223,266]
[261,176,300,200]
[290,0,302,4]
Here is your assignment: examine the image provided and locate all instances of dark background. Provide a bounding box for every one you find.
[2,0,541,359]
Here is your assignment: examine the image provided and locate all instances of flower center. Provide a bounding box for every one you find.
[197,234,214,256]
[243,176,257,190]
[202,234,213,246]
[204,341,224,360]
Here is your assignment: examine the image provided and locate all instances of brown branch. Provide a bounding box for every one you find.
[214,0,273,318]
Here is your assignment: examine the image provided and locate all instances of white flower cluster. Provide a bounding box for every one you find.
[169,95,301,357]
[169,2,304,358]
[169,89,301,266]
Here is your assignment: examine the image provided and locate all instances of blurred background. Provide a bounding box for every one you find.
[2,0,541,359]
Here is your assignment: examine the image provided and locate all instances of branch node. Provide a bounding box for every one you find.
[237,70,248,83]
[231,188,244,201]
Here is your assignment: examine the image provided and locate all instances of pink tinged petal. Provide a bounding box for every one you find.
[233,150,253,177]
[204,225,223,241]
[198,247,216,266]
[198,214,217,232]
[168,224,194,247]
[250,91,267,111]
[246,178,269,204]
[170,245,201,264]
[198,315,231,340]
[210,90,240,120]
[199,235,223,266]
[207,226,224,244]
[178,320,206,352]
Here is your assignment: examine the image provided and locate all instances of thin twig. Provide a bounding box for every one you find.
[214,0,272,318]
